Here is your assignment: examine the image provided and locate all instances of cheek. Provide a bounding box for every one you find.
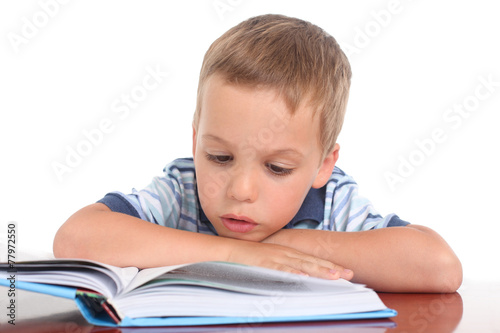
[196,167,218,204]
[195,161,230,215]
[264,182,309,227]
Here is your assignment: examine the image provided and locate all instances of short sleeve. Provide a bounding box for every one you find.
[98,192,141,219]
[386,215,411,227]
[96,158,213,234]
[322,167,410,231]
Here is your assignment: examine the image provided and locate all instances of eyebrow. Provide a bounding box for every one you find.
[202,134,229,145]
[201,134,304,158]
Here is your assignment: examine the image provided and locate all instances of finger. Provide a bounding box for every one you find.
[340,268,354,280]
[272,263,311,277]
[283,256,339,280]
[290,254,354,281]
[260,255,325,279]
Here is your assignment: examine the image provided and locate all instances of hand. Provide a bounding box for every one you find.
[226,240,353,281]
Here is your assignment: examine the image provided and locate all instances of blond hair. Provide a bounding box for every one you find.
[193,14,351,157]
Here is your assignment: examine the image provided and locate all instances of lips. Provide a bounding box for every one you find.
[220,214,257,233]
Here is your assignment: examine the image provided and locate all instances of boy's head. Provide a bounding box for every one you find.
[193,14,352,158]
[192,14,351,241]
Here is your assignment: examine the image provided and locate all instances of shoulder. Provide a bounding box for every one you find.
[285,166,356,230]
[327,166,359,192]
[163,157,195,175]
[137,157,196,207]
[161,158,196,186]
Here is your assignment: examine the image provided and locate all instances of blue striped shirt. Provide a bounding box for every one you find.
[98,158,409,233]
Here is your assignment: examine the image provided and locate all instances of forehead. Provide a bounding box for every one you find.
[200,74,317,121]
[198,75,322,154]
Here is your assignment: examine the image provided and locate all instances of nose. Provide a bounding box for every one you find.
[226,165,258,203]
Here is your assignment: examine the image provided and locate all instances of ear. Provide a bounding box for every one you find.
[312,144,340,189]
[192,124,197,160]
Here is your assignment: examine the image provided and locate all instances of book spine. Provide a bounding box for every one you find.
[101,301,122,325]
[76,291,121,325]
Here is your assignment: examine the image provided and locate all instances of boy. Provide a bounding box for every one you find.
[53,14,462,293]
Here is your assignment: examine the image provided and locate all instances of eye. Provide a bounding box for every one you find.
[266,163,294,177]
[206,153,233,165]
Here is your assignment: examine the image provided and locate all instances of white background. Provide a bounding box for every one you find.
[1,0,499,283]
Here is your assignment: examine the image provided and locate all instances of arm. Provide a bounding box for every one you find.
[53,203,348,279]
[262,225,462,293]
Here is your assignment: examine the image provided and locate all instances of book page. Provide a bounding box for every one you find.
[0,259,138,298]
[123,261,363,297]
[122,263,194,294]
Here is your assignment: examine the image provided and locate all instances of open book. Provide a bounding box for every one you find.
[0,259,396,327]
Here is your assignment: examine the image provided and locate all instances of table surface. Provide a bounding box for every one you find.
[1,278,499,332]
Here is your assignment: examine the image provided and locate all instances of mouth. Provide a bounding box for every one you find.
[220,214,258,233]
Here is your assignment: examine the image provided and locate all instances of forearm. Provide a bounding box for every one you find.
[264,225,462,293]
[53,204,343,279]
[53,203,235,269]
